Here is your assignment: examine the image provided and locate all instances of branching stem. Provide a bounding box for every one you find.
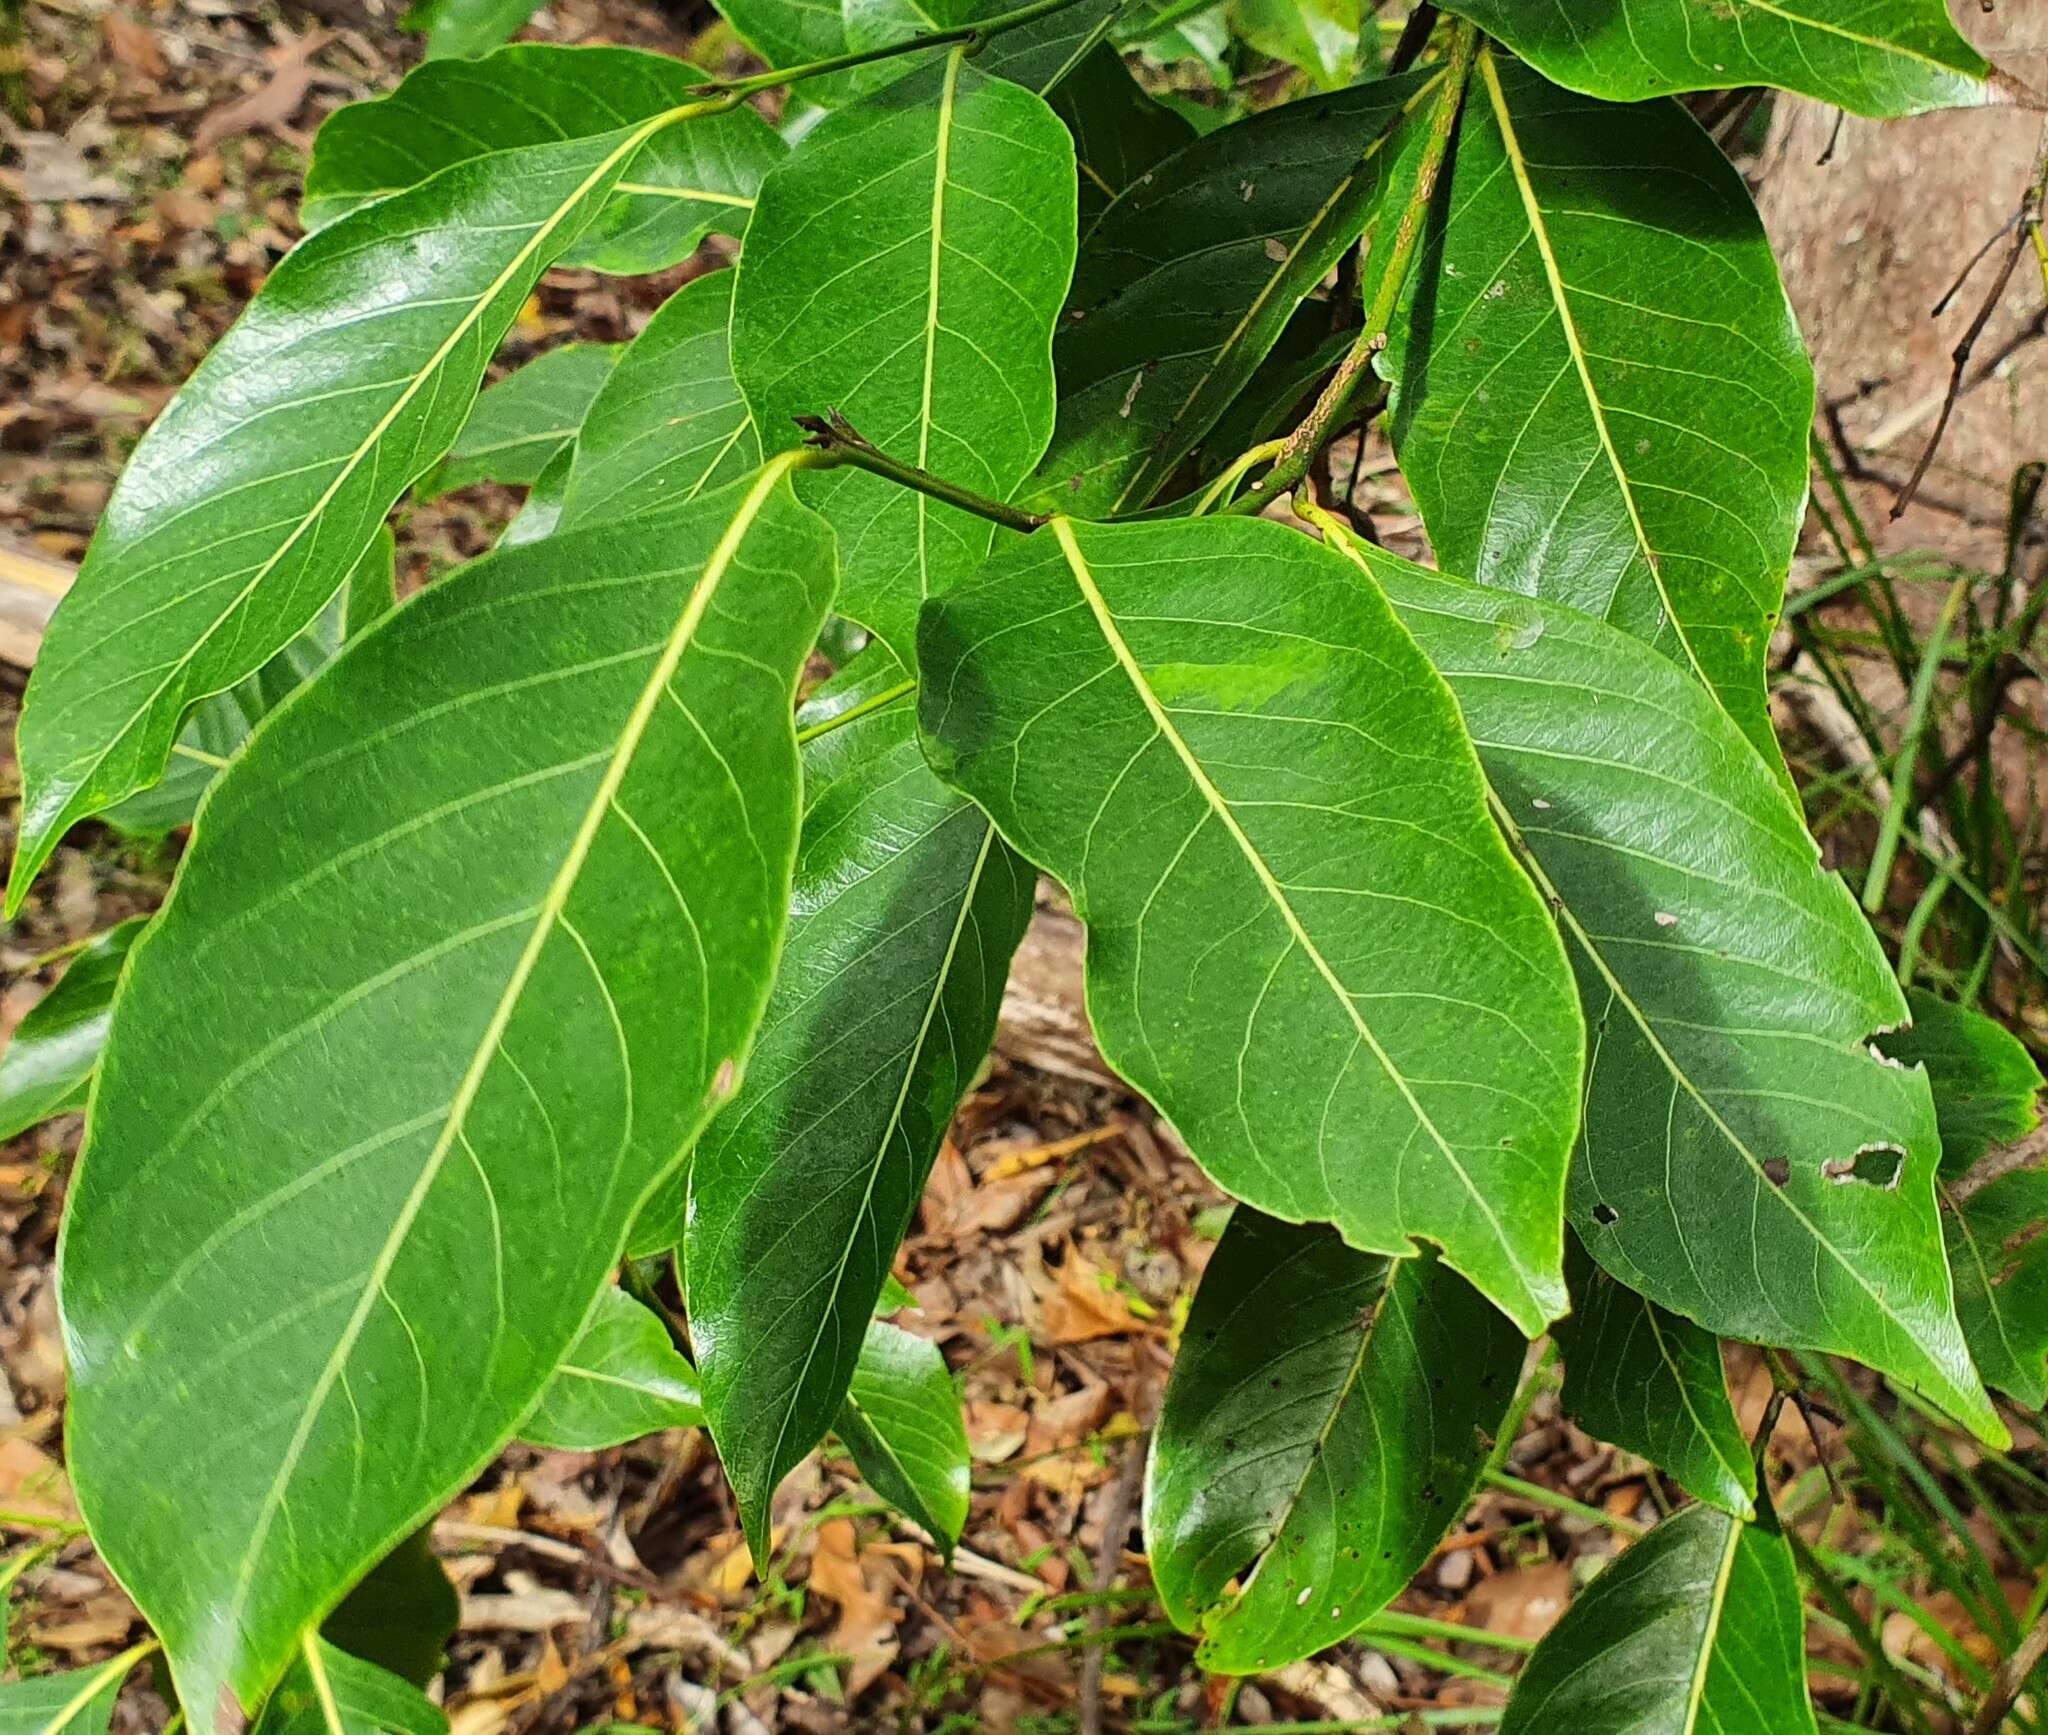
[1224,19,1478,517]
[794,411,1049,534]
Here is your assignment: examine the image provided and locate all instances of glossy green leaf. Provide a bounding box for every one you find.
[557,272,760,531]
[0,919,143,1141]
[1443,0,1993,117]
[731,51,1077,664]
[59,463,834,1722]
[1877,993,2048,1405]
[10,118,699,909]
[1499,1500,1817,1735]
[918,514,1582,1334]
[500,446,574,549]
[403,0,541,61]
[0,1654,140,1735]
[1555,1239,1754,1518]
[252,1640,447,1735]
[1029,73,1426,518]
[1386,52,1811,769]
[523,1286,706,1449]
[715,0,853,94]
[320,1530,458,1689]
[1880,988,2043,1173]
[1322,525,2000,1442]
[836,1320,972,1555]
[102,537,383,839]
[302,47,783,275]
[1941,1163,2048,1410]
[417,344,622,500]
[1147,1208,1521,1672]
[1229,0,1358,88]
[690,650,1031,1561]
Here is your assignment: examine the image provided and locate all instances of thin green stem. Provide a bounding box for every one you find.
[1364,1607,1538,1654]
[794,412,1048,534]
[699,0,1093,99]
[1482,1468,1644,1536]
[796,676,919,745]
[1226,21,1478,516]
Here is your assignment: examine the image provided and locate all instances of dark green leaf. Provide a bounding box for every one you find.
[731,52,1076,665]
[10,118,699,906]
[836,1320,972,1555]
[0,919,144,1141]
[321,1530,458,1690]
[523,1286,706,1449]
[417,344,622,500]
[918,514,1583,1334]
[689,650,1031,1561]
[1880,988,2042,1174]
[102,536,382,839]
[252,1640,447,1735]
[0,1654,141,1735]
[59,463,834,1720]
[557,272,760,530]
[1042,45,1194,228]
[1499,1499,1817,1735]
[1941,1162,2048,1410]
[1320,525,2000,1442]
[1029,74,1425,518]
[1386,51,1812,770]
[302,47,782,275]
[1555,1239,1754,1518]
[1147,1208,1521,1672]
[1442,0,1994,117]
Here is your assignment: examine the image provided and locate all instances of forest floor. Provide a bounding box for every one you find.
[2,1,2046,1731]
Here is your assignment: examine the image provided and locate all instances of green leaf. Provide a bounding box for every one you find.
[1498,1499,1817,1735]
[402,0,541,61]
[689,649,1031,1562]
[417,344,623,500]
[1320,524,2001,1443]
[714,0,852,93]
[101,536,384,840]
[0,919,144,1140]
[1385,50,1812,771]
[1146,1208,1522,1673]
[1877,993,2048,1406]
[1228,0,1359,88]
[1880,988,2043,1173]
[918,514,1583,1334]
[1042,44,1195,228]
[523,1286,706,1449]
[253,1639,447,1735]
[1442,0,1994,117]
[835,1320,972,1555]
[302,47,782,275]
[59,463,835,1721]
[1940,1162,2048,1410]
[1029,73,1426,519]
[0,1653,144,1735]
[731,51,1077,665]
[557,272,760,531]
[1555,1239,1754,1518]
[10,117,697,909]
[500,446,575,549]
[320,1530,458,1689]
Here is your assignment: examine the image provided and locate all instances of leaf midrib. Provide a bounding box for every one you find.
[1047,517,1535,1317]
[913,47,964,602]
[1680,1512,1742,1735]
[1475,47,1711,694]
[31,108,684,905]
[221,452,800,1660]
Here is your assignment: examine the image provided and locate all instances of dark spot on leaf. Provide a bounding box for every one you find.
[1763,1157,1790,1186]
[1591,1202,1620,1226]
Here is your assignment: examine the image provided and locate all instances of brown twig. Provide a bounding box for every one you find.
[1077,1426,1150,1735]
[1895,127,2048,520]
[1970,1593,2048,1735]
